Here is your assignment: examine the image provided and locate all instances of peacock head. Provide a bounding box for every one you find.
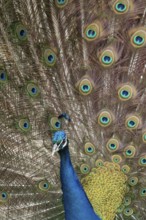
[52,130,68,155]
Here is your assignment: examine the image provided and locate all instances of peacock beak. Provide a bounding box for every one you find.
[52,143,60,156]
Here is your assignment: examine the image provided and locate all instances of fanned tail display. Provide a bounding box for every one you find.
[0,0,146,220]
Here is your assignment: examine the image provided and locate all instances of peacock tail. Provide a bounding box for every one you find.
[0,0,146,219]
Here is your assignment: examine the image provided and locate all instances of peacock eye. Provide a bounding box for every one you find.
[84,23,100,41]
[18,118,31,132]
[140,187,146,197]
[112,0,129,14]
[84,142,95,155]
[130,29,146,48]
[80,164,90,174]
[133,35,144,46]
[125,115,140,130]
[95,159,104,167]
[0,192,9,203]
[115,3,126,12]
[118,84,135,101]
[138,155,146,166]
[106,138,120,152]
[128,177,138,186]
[0,69,8,84]
[78,78,93,95]
[15,24,28,41]
[121,165,131,174]
[99,49,115,67]
[124,196,132,206]
[50,117,61,131]
[123,207,133,216]
[117,205,125,213]
[55,0,68,8]
[98,110,113,127]
[27,83,40,97]
[142,131,146,143]
[123,145,136,158]
[38,180,50,192]
[112,155,122,164]
[43,48,57,67]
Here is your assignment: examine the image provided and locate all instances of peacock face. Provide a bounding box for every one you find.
[52,131,68,155]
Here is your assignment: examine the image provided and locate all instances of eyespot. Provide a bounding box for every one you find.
[49,116,61,131]
[55,0,68,8]
[125,115,141,130]
[0,69,8,84]
[83,23,101,41]
[138,155,146,166]
[112,0,130,14]
[43,48,57,67]
[38,180,50,192]
[106,138,120,152]
[130,29,146,48]
[18,118,31,132]
[0,192,9,203]
[95,159,104,167]
[111,155,122,163]
[124,196,132,206]
[123,207,133,216]
[118,84,136,101]
[26,83,40,98]
[121,165,131,174]
[80,164,90,174]
[128,177,138,186]
[84,142,96,155]
[123,145,136,158]
[142,131,146,143]
[140,187,146,197]
[78,78,93,96]
[15,23,28,41]
[117,205,125,213]
[99,49,115,67]
[98,110,113,127]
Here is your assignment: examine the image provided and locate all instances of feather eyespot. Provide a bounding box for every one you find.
[49,117,61,131]
[121,165,131,174]
[43,48,57,67]
[80,164,90,174]
[95,159,104,167]
[117,205,125,213]
[84,142,95,155]
[0,69,8,84]
[98,110,113,127]
[140,187,146,197]
[55,0,68,8]
[112,0,130,14]
[106,138,120,152]
[130,28,146,48]
[99,49,115,67]
[125,115,141,130]
[118,84,136,101]
[0,192,9,203]
[84,23,101,41]
[111,155,122,163]
[128,177,138,186]
[138,155,146,166]
[123,145,136,158]
[123,207,133,216]
[27,83,40,98]
[142,131,146,143]
[13,23,28,41]
[18,118,31,132]
[77,78,93,96]
[124,196,132,206]
[38,180,50,192]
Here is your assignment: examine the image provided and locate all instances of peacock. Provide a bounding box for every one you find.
[0,0,146,219]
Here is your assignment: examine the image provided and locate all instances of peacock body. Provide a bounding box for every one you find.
[0,0,146,219]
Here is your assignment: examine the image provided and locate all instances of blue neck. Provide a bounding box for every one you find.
[59,145,101,220]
